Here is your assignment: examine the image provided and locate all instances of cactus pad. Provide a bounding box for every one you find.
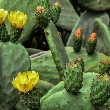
[0,41,31,110]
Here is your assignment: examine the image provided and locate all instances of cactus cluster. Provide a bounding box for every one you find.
[0,1,110,110]
[0,10,27,42]
[0,0,61,43]
[36,0,61,28]
[0,9,31,110]
[40,57,110,110]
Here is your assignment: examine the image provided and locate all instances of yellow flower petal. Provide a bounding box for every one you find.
[0,9,8,25]
[27,71,39,85]
[8,11,27,29]
[12,80,22,92]
[19,84,32,93]
[12,71,39,93]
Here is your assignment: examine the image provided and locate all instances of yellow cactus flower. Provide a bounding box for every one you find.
[8,11,27,29]
[0,9,8,25]
[12,71,39,93]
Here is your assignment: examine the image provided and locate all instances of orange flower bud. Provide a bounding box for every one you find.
[74,28,83,38]
[89,33,97,42]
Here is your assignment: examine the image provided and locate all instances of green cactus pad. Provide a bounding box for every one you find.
[93,18,110,55]
[51,2,61,24]
[86,41,97,55]
[41,89,96,110]
[0,24,10,42]
[21,87,41,110]
[64,62,83,94]
[44,21,69,80]
[36,0,51,28]
[99,60,110,75]
[73,37,82,52]
[78,0,110,11]
[16,80,53,110]
[40,72,109,110]
[86,33,97,55]
[51,0,79,31]
[90,74,110,107]
[10,28,23,42]
[31,47,107,84]
[0,41,31,110]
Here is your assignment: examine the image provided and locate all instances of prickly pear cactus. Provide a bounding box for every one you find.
[22,87,41,110]
[64,62,83,94]
[0,41,31,110]
[50,2,61,24]
[44,21,69,80]
[31,47,108,84]
[51,0,79,31]
[67,11,110,55]
[16,80,53,110]
[0,0,37,43]
[90,74,110,107]
[99,60,110,75]
[36,0,51,28]
[40,72,109,110]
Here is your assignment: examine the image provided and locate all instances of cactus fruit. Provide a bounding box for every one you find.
[73,28,83,52]
[36,0,51,28]
[0,24,10,42]
[86,33,97,55]
[64,62,83,94]
[99,60,110,75]
[51,2,61,24]
[36,5,50,28]
[10,28,23,42]
[21,87,41,110]
[74,57,84,72]
[90,74,110,107]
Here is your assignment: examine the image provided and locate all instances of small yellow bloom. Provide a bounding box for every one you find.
[8,11,27,29]
[12,71,39,93]
[0,9,8,25]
